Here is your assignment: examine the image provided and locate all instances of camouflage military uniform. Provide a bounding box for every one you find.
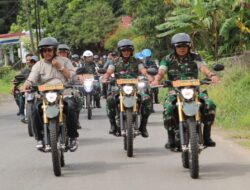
[82,62,101,107]
[106,57,152,132]
[159,52,216,135]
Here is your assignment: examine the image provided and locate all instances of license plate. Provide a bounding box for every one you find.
[38,84,64,91]
[81,74,94,79]
[117,78,138,85]
[172,79,200,87]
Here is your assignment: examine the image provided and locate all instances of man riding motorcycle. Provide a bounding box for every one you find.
[102,39,153,137]
[80,50,102,108]
[11,53,37,123]
[57,44,71,58]
[151,33,219,149]
[21,37,79,151]
[141,48,159,106]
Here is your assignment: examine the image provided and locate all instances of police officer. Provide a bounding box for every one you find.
[151,33,219,149]
[102,39,153,137]
[81,50,101,108]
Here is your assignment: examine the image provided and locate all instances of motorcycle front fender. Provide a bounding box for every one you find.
[182,102,200,116]
[45,105,59,118]
[123,96,134,108]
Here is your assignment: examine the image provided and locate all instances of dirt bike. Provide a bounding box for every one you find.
[151,64,224,179]
[14,75,34,136]
[36,82,69,176]
[115,78,143,157]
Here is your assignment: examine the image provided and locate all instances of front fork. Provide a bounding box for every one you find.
[177,96,202,148]
[42,95,64,150]
[119,91,138,133]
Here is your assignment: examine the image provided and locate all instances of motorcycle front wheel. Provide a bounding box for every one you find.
[86,94,92,120]
[26,102,34,137]
[125,109,133,157]
[49,119,61,176]
[187,118,199,179]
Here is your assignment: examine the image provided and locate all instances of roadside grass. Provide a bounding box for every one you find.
[0,70,16,96]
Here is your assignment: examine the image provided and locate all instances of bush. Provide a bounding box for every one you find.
[0,66,12,79]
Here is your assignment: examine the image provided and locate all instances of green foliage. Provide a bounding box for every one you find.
[0,0,18,33]
[0,69,16,94]
[104,27,135,50]
[122,0,168,55]
[0,66,12,79]
[208,65,250,129]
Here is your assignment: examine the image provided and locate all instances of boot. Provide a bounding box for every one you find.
[109,119,120,136]
[203,125,216,147]
[96,99,101,108]
[165,130,175,149]
[139,118,149,138]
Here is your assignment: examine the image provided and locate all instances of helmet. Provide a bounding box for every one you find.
[171,33,191,46]
[93,55,99,59]
[141,49,152,58]
[30,55,39,62]
[71,54,80,60]
[58,44,70,51]
[83,50,93,57]
[102,55,107,59]
[134,52,144,60]
[38,37,58,49]
[117,39,134,51]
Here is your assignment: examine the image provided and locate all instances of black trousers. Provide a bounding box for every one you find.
[34,97,79,140]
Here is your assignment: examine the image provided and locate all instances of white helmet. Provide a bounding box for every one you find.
[82,50,93,57]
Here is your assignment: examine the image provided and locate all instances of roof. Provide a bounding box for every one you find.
[0,32,25,45]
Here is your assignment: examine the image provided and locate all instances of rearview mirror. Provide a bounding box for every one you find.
[14,74,26,82]
[98,68,107,74]
[213,63,224,71]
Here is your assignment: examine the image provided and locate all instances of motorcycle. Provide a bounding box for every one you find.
[150,64,224,179]
[76,68,99,120]
[116,78,142,157]
[36,82,69,176]
[14,75,35,136]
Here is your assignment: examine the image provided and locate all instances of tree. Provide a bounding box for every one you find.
[0,0,19,34]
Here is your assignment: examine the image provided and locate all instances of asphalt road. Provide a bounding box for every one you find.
[0,99,250,190]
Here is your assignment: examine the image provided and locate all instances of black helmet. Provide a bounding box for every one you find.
[71,54,80,60]
[38,37,58,49]
[117,39,134,51]
[171,33,191,46]
[57,44,70,51]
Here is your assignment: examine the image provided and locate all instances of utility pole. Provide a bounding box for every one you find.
[25,0,35,53]
[34,0,39,49]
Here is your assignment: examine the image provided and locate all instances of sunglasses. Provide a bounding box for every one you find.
[121,49,131,52]
[42,48,53,53]
[175,44,189,48]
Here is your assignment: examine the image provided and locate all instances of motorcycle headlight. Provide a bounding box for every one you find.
[137,82,146,89]
[123,85,133,95]
[45,92,58,103]
[181,88,194,100]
